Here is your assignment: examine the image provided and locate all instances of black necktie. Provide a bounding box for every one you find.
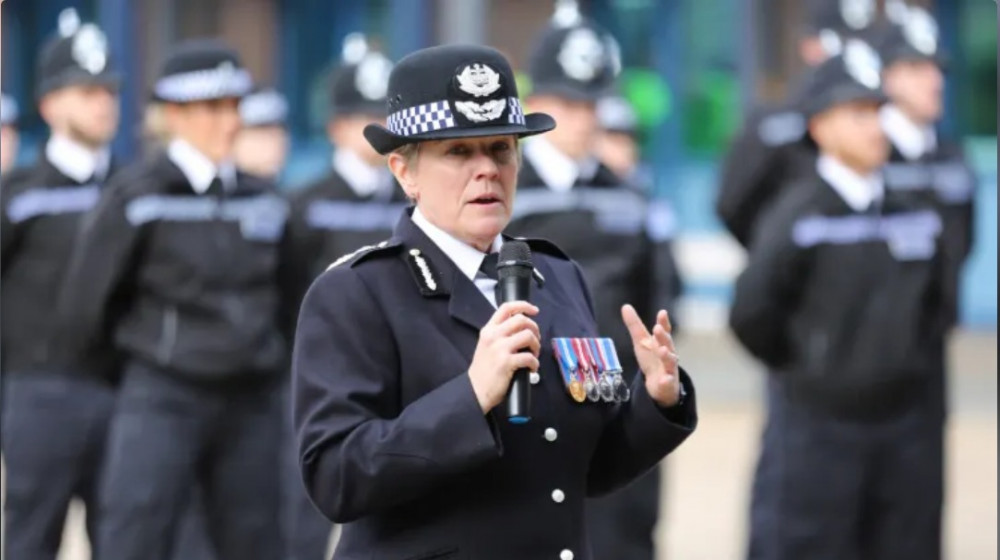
[206,177,225,197]
[479,252,499,281]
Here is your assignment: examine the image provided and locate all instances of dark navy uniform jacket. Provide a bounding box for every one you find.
[292,209,697,560]
[1,155,119,378]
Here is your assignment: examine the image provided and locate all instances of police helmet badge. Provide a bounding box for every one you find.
[71,24,109,75]
[903,8,939,56]
[843,39,882,90]
[355,53,393,101]
[839,0,876,31]
[557,27,606,83]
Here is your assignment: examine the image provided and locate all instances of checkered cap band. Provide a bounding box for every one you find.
[387,100,455,136]
[154,67,253,103]
[387,97,526,136]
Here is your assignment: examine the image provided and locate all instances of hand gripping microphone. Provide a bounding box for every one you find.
[496,240,533,424]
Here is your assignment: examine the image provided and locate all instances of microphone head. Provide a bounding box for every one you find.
[498,240,533,280]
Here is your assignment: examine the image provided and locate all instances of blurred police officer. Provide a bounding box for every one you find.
[730,40,948,560]
[235,87,291,180]
[57,39,287,560]
[280,37,399,558]
[0,15,120,560]
[716,0,878,246]
[1,92,19,173]
[504,4,674,558]
[874,5,975,332]
[594,93,683,320]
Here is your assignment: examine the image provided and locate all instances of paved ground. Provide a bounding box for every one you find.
[3,330,996,560]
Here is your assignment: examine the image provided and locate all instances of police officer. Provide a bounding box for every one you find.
[235,87,291,180]
[874,6,975,331]
[0,18,120,560]
[283,35,403,313]
[1,92,19,173]
[504,7,673,559]
[730,40,948,560]
[293,42,697,560]
[716,0,878,247]
[57,39,287,560]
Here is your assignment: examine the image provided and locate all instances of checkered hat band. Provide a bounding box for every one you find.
[387,98,526,136]
[154,67,253,103]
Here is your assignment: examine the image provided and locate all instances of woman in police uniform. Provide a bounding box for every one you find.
[292,44,697,560]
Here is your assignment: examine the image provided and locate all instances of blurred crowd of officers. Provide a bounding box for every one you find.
[0,0,977,558]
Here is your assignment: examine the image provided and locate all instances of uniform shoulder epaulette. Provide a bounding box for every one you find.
[326,239,402,271]
[513,237,571,261]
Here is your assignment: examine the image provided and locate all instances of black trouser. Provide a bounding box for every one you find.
[1,371,115,560]
[585,467,661,560]
[97,361,283,560]
[281,382,334,560]
[748,377,945,560]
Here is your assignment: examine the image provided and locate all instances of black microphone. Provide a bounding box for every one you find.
[496,240,533,424]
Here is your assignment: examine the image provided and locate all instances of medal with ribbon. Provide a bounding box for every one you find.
[553,338,587,403]
[599,337,630,402]
[585,338,615,402]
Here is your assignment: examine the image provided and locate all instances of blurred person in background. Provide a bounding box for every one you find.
[504,4,677,558]
[0,14,121,560]
[730,40,949,560]
[874,5,976,335]
[1,92,19,173]
[235,87,290,180]
[715,0,878,247]
[280,40,399,557]
[56,39,288,560]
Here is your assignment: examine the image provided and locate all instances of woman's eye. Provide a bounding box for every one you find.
[447,145,470,156]
[491,142,512,153]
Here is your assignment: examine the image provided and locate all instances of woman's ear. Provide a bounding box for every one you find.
[388,152,418,201]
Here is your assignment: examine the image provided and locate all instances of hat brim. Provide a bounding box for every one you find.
[364,112,556,155]
[38,70,122,99]
[803,83,888,118]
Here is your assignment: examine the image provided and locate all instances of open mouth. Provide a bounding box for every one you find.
[469,194,503,206]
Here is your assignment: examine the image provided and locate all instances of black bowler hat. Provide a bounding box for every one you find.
[240,88,289,128]
[799,39,888,118]
[151,39,253,104]
[36,10,120,99]
[330,34,394,117]
[527,2,621,102]
[363,44,555,155]
[1,93,18,127]
[872,7,947,68]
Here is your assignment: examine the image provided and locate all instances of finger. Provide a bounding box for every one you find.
[657,310,672,335]
[511,352,540,374]
[496,314,541,341]
[489,302,539,326]
[652,324,675,353]
[621,304,652,346]
[508,329,541,357]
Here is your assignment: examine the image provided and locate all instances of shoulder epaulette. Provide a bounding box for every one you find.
[326,239,402,271]
[512,236,571,261]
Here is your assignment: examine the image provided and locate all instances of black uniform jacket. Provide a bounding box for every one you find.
[883,140,976,328]
[729,176,947,420]
[715,102,819,247]
[292,209,697,560]
[506,159,679,380]
[282,168,409,327]
[57,151,290,386]
[1,156,119,377]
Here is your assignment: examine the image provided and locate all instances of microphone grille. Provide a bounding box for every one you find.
[498,240,533,279]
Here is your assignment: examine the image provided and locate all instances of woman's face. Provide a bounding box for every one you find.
[390,134,519,251]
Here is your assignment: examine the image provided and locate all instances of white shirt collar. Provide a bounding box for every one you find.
[332,148,387,198]
[45,134,110,184]
[167,139,237,194]
[817,154,885,212]
[880,104,937,161]
[522,137,598,192]
[411,207,502,282]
